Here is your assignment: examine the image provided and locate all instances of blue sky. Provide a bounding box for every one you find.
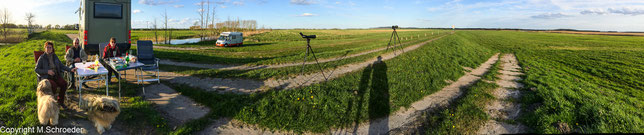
[2,0,644,31]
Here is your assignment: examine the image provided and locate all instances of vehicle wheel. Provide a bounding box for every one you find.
[224,44,228,47]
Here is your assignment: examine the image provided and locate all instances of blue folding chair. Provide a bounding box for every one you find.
[135,41,160,94]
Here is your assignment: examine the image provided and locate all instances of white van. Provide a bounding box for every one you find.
[216,32,243,47]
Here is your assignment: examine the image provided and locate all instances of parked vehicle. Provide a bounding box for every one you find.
[78,0,131,55]
[216,32,243,47]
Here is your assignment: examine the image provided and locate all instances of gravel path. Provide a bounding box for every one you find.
[198,53,500,134]
[143,84,210,127]
[477,54,529,134]
[159,35,448,71]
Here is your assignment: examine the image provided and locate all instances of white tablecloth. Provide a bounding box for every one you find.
[75,62,109,77]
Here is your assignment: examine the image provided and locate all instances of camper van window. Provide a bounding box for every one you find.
[94,3,122,19]
[232,36,236,39]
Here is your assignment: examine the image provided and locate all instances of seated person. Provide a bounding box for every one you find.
[35,41,78,109]
[102,37,121,83]
[65,38,88,89]
[102,37,121,59]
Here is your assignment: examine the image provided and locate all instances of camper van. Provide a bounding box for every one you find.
[78,0,131,55]
[216,32,243,47]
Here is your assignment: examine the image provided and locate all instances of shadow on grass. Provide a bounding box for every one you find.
[345,57,390,134]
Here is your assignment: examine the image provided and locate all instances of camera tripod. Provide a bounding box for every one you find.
[387,25,404,55]
[299,32,328,81]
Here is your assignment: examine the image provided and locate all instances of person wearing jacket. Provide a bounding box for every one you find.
[102,37,120,84]
[35,41,78,109]
[65,38,88,89]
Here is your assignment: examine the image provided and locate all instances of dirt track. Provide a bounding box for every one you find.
[477,54,529,134]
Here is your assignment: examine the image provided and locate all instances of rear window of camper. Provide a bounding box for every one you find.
[94,3,122,19]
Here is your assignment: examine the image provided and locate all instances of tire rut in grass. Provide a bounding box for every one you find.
[477,53,529,134]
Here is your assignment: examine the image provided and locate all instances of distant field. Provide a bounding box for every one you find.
[542,30,644,36]
[47,29,203,42]
[0,28,28,43]
[155,29,448,65]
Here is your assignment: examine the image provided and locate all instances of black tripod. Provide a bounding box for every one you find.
[299,32,328,81]
[386,25,404,55]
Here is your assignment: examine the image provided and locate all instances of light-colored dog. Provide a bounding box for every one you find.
[36,80,59,125]
[80,95,120,134]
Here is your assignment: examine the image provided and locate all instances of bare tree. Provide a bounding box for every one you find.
[25,12,35,34]
[152,17,158,43]
[161,9,169,44]
[1,8,11,41]
[205,0,210,39]
[198,1,205,40]
[210,4,217,37]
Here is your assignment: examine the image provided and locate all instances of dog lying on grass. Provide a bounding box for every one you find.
[37,80,60,126]
[79,95,120,134]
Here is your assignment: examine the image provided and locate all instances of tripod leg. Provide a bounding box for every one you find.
[308,47,328,81]
[395,31,404,53]
[300,44,310,74]
[387,31,395,52]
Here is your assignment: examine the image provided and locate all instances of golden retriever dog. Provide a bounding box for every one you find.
[36,79,59,126]
[80,95,120,134]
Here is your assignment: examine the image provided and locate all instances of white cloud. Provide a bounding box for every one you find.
[531,13,572,19]
[580,9,608,15]
[139,0,176,6]
[220,5,228,8]
[232,1,244,6]
[581,7,644,16]
[132,9,143,14]
[173,5,184,8]
[607,7,644,16]
[291,0,316,5]
[296,13,317,17]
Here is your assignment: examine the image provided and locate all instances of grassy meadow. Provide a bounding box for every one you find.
[2,29,642,134]
[154,29,448,65]
[163,33,495,133]
[459,30,644,133]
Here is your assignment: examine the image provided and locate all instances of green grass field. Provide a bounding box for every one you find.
[163,33,495,133]
[2,29,642,134]
[155,29,447,65]
[459,30,644,133]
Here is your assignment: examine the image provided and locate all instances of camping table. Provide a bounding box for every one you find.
[106,55,145,99]
[74,62,109,106]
